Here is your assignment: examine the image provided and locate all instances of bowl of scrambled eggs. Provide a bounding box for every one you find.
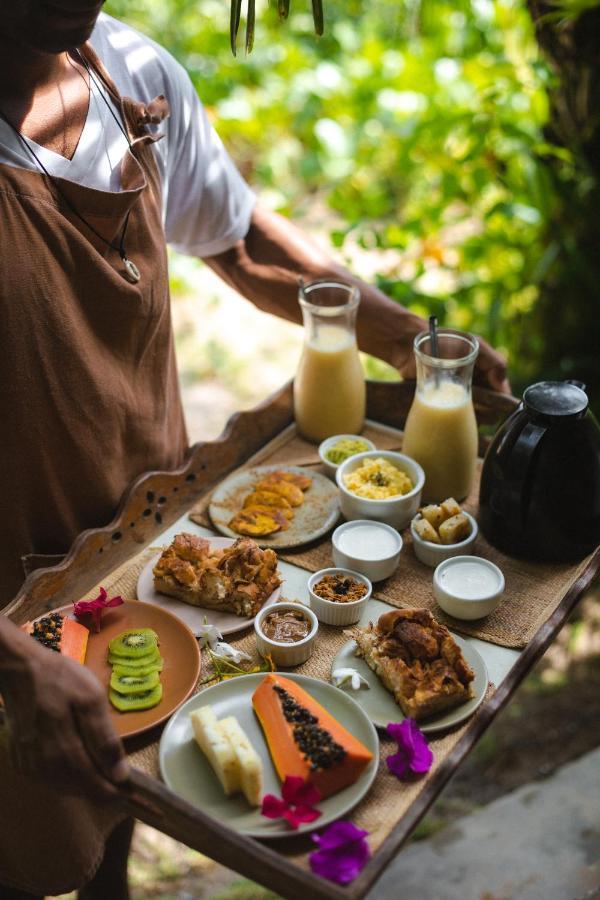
[336,451,425,529]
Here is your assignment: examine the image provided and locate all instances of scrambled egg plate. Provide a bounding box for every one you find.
[343,457,413,500]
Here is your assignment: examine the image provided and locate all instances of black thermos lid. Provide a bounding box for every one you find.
[523,380,588,422]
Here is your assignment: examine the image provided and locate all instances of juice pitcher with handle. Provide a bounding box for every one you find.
[402,329,479,502]
[294,280,365,442]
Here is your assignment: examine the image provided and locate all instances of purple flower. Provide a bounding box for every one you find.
[309,821,371,885]
[73,587,124,633]
[386,719,433,779]
[261,776,322,830]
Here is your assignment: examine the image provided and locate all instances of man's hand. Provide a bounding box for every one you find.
[472,336,511,394]
[1,626,129,799]
[397,332,511,395]
[208,206,512,396]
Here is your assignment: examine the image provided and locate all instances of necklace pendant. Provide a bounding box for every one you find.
[123,256,141,284]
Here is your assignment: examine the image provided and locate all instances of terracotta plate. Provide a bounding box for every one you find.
[34,601,201,740]
[136,537,281,637]
[208,465,340,549]
[159,672,379,838]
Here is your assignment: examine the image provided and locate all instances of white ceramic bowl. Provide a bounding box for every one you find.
[254,601,318,666]
[336,450,425,530]
[411,511,478,568]
[318,434,376,480]
[307,567,372,626]
[433,555,505,620]
[332,520,403,582]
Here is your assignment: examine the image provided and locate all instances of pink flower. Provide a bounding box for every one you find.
[73,587,124,633]
[261,776,322,830]
[309,821,371,885]
[386,719,433,779]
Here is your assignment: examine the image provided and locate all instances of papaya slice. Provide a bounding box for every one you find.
[60,617,89,664]
[252,674,373,799]
[28,613,89,664]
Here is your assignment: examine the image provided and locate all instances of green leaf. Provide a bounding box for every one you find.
[312,0,324,35]
[230,0,242,56]
[246,0,255,53]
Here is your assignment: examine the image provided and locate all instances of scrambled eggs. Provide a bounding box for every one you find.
[343,457,413,500]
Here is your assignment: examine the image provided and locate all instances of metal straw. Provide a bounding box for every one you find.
[429,315,440,387]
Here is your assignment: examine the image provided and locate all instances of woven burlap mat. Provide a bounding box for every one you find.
[189,426,594,650]
[96,549,494,860]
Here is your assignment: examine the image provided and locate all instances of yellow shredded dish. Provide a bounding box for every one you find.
[343,457,413,500]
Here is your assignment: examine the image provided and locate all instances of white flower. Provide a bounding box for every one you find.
[212,642,252,664]
[332,667,369,691]
[196,622,222,648]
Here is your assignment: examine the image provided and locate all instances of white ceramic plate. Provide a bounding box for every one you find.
[137,537,280,637]
[332,632,488,733]
[208,465,340,549]
[159,672,379,838]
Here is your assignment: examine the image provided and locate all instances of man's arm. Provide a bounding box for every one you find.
[205,205,510,393]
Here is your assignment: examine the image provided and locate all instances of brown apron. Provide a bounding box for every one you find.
[0,47,187,893]
[0,44,188,604]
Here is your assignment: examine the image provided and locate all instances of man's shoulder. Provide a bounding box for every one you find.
[90,13,191,106]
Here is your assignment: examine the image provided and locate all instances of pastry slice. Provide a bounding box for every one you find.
[350,608,474,720]
[229,506,285,537]
[243,491,294,518]
[259,470,312,492]
[153,534,281,617]
[255,478,304,507]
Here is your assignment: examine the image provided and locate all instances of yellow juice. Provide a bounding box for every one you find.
[402,380,477,501]
[294,325,365,442]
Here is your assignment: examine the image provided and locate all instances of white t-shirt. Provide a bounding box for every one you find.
[0,13,255,257]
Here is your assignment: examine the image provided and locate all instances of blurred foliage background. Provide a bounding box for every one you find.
[105,0,599,409]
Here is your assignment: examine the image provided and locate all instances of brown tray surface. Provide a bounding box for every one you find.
[75,419,595,876]
[92,546,493,864]
[189,424,595,650]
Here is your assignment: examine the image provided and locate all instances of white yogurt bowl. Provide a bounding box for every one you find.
[308,567,372,626]
[254,602,318,666]
[336,450,425,530]
[318,434,376,480]
[411,511,478,568]
[433,556,505,620]
[332,520,402,582]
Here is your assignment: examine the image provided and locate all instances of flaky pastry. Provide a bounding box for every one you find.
[153,533,281,617]
[349,608,474,720]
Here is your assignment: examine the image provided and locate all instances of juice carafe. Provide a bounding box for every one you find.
[402,330,479,502]
[294,280,366,442]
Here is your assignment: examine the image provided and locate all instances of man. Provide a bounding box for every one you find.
[0,2,509,897]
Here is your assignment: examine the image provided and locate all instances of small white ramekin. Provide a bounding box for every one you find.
[332,520,403,582]
[336,450,425,530]
[254,601,318,666]
[411,511,478,568]
[318,434,376,480]
[307,567,372,626]
[433,555,505,620]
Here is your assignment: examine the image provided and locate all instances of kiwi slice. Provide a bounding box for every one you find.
[108,628,159,659]
[110,670,160,695]
[112,658,163,678]
[107,646,161,669]
[109,683,163,712]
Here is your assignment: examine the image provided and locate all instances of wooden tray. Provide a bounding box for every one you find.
[5,381,600,900]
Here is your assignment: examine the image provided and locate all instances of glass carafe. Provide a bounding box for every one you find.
[402,330,479,502]
[293,280,366,442]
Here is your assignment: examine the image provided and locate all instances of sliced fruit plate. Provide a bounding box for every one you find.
[27,601,201,740]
